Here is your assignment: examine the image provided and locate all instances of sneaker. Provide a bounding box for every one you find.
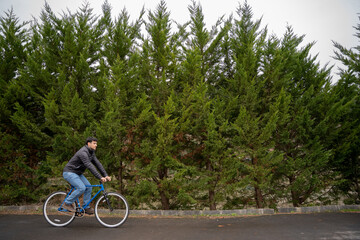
[85,207,94,215]
[63,203,75,212]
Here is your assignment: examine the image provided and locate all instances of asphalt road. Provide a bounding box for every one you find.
[1,213,360,240]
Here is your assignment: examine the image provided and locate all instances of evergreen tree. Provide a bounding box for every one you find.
[0,9,52,204]
[274,27,340,207]
[176,0,230,210]
[177,81,213,209]
[0,8,28,91]
[226,2,281,209]
[96,55,143,193]
[101,1,144,66]
[42,3,106,174]
[131,1,182,210]
[202,101,231,210]
[331,16,360,204]
[143,0,174,113]
[95,1,144,195]
[186,0,230,95]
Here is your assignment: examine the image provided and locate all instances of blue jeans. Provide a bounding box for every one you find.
[63,172,92,209]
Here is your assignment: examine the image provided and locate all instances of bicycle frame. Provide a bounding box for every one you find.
[59,182,106,213]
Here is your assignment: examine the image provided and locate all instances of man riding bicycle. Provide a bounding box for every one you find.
[62,137,111,214]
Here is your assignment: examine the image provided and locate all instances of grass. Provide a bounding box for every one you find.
[340,209,360,213]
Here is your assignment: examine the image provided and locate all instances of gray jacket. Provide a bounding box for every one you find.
[63,145,108,179]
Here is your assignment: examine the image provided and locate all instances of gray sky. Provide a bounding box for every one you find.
[1,0,359,82]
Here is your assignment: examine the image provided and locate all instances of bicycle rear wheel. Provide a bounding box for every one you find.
[95,192,129,228]
[43,191,75,227]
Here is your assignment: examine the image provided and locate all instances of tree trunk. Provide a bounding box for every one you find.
[289,175,300,207]
[291,190,299,207]
[252,156,264,208]
[207,160,217,210]
[356,178,360,203]
[209,189,216,210]
[157,166,170,210]
[159,190,170,210]
[118,160,123,194]
[254,185,264,208]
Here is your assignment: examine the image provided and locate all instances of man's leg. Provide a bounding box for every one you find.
[63,172,86,205]
[79,174,92,208]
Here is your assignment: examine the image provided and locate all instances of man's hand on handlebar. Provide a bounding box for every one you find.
[101,176,112,182]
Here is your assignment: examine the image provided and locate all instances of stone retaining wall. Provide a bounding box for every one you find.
[1,204,359,216]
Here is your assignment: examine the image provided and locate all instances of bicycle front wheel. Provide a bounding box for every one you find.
[95,192,129,228]
[43,191,75,227]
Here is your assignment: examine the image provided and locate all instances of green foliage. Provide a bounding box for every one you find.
[0,8,28,89]
[0,1,358,210]
[330,16,360,204]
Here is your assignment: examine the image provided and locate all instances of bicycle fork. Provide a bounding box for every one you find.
[102,191,113,212]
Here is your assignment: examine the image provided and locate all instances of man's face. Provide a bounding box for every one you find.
[88,141,97,150]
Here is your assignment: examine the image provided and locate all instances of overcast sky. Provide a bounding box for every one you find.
[1,0,359,82]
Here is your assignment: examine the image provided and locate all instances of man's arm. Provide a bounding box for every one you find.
[92,154,109,178]
[93,156,111,182]
[79,152,103,179]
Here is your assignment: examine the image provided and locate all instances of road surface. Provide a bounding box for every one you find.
[1,212,359,240]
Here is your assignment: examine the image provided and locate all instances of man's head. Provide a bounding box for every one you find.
[86,137,98,150]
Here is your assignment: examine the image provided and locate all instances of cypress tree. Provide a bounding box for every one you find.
[0,8,28,89]
[226,2,276,209]
[177,80,213,209]
[101,1,144,66]
[96,54,143,194]
[0,9,53,203]
[131,1,181,210]
[42,3,106,174]
[202,101,231,210]
[143,0,174,112]
[331,16,360,204]
[186,0,230,95]
[273,27,339,207]
[96,1,144,195]
[176,0,230,210]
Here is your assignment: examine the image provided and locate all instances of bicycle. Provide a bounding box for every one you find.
[43,181,129,228]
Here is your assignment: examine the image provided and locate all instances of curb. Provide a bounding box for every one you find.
[1,205,359,216]
[276,205,360,214]
[130,208,275,216]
